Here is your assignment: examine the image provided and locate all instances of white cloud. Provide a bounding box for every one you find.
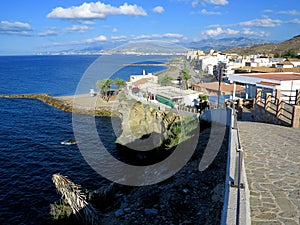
[226,28,239,35]
[47,1,147,19]
[112,28,118,32]
[201,26,269,38]
[111,35,128,41]
[241,28,268,37]
[201,27,238,37]
[85,35,107,43]
[192,0,228,6]
[203,0,228,5]
[202,27,223,36]
[48,35,108,47]
[66,25,90,32]
[206,24,221,28]
[133,33,185,40]
[38,29,58,37]
[38,25,90,36]
[263,9,299,16]
[200,9,221,15]
[290,18,300,24]
[79,20,95,25]
[0,20,32,36]
[238,17,282,27]
[153,6,165,14]
[263,9,273,13]
[277,10,299,16]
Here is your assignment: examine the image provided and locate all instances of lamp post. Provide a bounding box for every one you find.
[217,63,224,108]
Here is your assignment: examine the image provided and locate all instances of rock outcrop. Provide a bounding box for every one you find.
[116,99,197,151]
[0,94,118,116]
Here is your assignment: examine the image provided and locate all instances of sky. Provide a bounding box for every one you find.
[1,0,300,55]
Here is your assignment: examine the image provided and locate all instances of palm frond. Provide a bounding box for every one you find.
[52,173,99,225]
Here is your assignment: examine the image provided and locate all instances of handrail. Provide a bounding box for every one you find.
[231,110,244,225]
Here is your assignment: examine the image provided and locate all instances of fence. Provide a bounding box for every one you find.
[255,89,300,128]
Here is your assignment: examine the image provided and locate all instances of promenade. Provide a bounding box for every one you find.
[237,115,300,224]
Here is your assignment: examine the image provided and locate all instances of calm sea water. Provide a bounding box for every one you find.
[0,55,168,224]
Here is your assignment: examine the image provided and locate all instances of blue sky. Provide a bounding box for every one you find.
[1,0,300,55]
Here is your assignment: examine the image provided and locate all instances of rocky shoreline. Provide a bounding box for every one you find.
[49,127,228,225]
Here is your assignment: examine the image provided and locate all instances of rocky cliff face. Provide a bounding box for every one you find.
[115,100,191,151]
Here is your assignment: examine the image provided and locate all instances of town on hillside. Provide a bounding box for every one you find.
[120,48,300,127]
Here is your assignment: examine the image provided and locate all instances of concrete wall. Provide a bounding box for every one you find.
[200,108,231,126]
[221,109,251,225]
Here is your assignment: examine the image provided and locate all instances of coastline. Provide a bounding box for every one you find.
[0,58,179,117]
[0,93,119,117]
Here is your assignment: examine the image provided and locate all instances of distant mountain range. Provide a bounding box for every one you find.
[39,35,300,56]
[187,37,271,52]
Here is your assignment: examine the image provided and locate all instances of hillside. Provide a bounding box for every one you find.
[188,37,268,52]
[223,35,300,57]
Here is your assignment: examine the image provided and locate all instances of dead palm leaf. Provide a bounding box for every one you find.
[52,173,99,225]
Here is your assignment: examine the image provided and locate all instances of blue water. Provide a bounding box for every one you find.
[0,55,97,96]
[0,55,168,224]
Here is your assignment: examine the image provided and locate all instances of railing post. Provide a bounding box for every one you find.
[291,105,300,128]
[255,88,262,104]
[265,93,271,110]
[275,89,281,105]
[232,146,244,187]
[296,89,300,105]
[276,98,284,118]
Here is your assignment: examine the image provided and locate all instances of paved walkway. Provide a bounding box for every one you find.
[237,119,300,225]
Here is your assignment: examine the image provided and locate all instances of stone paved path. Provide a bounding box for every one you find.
[238,121,300,225]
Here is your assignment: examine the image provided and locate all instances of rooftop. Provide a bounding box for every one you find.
[234,67,300,73]
[193,82,245,93]
[277,60,293,65]
[256,81,280,86]
[240,72,300,81]
[132,78,151,86]
[148,86,197,100]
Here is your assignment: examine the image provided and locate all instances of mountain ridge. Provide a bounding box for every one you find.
[223,34,300,57]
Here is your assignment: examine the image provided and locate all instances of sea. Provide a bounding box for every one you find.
[0,55,169,224]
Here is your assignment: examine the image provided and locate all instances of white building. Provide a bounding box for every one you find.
[228,72,300,101]
[128,70,158,84]
[289,58,300,68]
[186,50,205,61]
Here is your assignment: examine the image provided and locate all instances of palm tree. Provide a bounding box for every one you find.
[96,80,106,98]
[52,173,99,225]
[103,78,112,101]
[114,78,126,93]
[96,79,113,101]
[182,64,190,90]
